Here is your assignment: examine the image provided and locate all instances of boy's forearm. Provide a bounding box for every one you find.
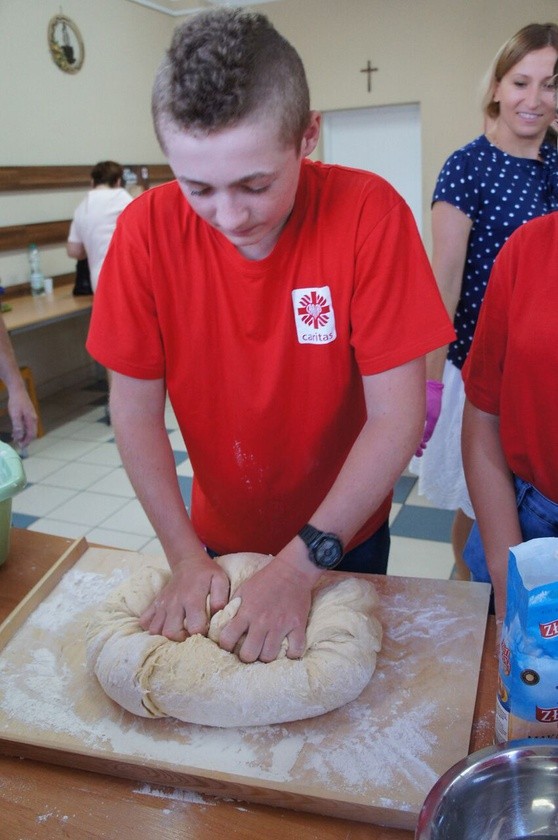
[295,359,424,552]
[110,375,205,568]
[462,400,521,619]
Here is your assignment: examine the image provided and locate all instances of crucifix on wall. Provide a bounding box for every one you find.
[360,59,378,93]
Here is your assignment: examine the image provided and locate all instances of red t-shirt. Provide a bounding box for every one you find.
[463,212,558,503]
[87,159,454,554]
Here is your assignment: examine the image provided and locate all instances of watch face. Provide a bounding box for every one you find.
[314,536,343,569]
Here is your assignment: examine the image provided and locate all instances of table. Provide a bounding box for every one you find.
[2,284,92,335]
[0,529,498,840]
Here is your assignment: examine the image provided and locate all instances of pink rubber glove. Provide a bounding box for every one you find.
[415,380,444,457]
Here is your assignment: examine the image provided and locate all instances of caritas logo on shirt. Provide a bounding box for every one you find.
[292,287,337,345]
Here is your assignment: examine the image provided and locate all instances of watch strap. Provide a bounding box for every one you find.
[298,523,322,545]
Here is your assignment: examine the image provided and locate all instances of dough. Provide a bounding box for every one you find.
[86,552,382,728]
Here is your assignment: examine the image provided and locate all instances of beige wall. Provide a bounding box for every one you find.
[0,0,172,285]
[260,0,558,252]
[0,0,173,394]
[3,0,558,277]
[0,0,172,166]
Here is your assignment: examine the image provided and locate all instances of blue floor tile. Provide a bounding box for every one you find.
[393,474,416,504]
[12,512,40,528]
[178,475,192,509]
[391,504,455,542]
[173,451,188,467]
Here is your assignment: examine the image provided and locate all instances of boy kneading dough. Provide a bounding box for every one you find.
[87,9,454,665]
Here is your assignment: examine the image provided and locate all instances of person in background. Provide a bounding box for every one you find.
[66,161,133,292]
[411,22,558,580]
[0,316,38,449]
[87,8,453,665]
[68,161,133,421]
[461,210,558,622]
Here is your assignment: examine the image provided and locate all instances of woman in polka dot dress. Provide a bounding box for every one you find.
[411,23,558,579]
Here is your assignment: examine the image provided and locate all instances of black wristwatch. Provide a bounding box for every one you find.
[298,523,344,570]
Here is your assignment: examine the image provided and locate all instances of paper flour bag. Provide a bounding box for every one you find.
[496,537,558,744]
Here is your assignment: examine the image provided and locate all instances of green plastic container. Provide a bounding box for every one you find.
[0,442,27,566]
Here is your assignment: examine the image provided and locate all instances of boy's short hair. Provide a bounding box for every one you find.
[90,161,124,187]
[152,8,311,149]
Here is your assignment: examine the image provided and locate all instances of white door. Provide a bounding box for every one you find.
[322,103,422,233]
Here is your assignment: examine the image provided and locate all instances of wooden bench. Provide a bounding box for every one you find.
[0,165,173,425]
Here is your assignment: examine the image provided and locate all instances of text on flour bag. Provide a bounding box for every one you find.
[496,537,558,744]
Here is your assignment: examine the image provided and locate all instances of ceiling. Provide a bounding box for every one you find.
[127,0,282,16]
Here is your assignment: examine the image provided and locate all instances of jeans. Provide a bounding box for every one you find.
[464,475,558,584]
[207,519,391,575]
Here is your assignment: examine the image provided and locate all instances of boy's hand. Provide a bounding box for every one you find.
[217,555,318,663]
[139,554,230,641]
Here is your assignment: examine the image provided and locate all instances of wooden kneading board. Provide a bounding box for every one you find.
[0,541,490,830]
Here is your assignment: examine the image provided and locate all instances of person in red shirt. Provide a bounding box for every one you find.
[87,8,454,664]
[462,211,558,622]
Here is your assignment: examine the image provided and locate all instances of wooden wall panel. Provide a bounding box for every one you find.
[0,165,173,192]
[0,167,91,192]
[0,220,71,253]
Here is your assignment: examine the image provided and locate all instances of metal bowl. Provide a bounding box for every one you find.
[415,739,558,839]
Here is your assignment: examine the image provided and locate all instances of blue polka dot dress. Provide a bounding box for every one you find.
[434,134,558,369]
[410,134,558,513]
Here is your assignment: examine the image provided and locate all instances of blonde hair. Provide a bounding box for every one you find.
[482,23,558,119]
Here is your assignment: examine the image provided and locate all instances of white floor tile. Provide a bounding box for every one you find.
[12,484,78,517]
[176,459,194,478]
[26,436,63,457]
[389,502,402,525]
[141,537,165,557]
[86,528,148,552]
[100,499,156,536]
[167,429,187,451]
[405,482,443,509]
[31,438,101,462]
[387,535,454,580]
[20,456,68,483]
[44,491,128,526]
[27,519,90,539]
[88,467,136,498]
[77,442,122,467]
[54,421,114,443]
[41,462,114,490]
[164,406,179,429]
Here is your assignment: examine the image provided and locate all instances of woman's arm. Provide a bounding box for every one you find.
[426,201,472,381]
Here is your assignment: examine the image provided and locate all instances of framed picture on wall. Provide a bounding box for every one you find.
[48,15,85,75]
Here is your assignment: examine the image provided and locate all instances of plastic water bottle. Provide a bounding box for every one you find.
[27,243,45,296]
